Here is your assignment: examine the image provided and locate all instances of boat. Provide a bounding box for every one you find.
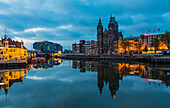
[31,57,47,63]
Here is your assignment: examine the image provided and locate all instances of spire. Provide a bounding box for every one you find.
[4,28,7,40]
[110,14,113,23]
[5,28,6,35]
[98,17,102,25]
[97,16,103,32]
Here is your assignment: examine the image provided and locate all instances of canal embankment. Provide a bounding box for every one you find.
[56,54,170,64]
[0,60,27,69]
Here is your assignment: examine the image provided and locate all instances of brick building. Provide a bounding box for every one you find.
[140,33,168,51]
[140,33,161,47]
[97,15,123,54]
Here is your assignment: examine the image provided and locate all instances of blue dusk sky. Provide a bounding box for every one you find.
[0,0,169,49]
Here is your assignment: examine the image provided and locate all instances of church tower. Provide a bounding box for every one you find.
[97,18,103,54]
[108,14,119,36]
[112,14,118,36]
[3,33,9,61]
[97,14,123,54]
[108,15,115,33]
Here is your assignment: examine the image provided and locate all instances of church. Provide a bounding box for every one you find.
[97,14,123,54]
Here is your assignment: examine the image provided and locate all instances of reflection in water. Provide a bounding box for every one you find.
[0,58,62,97]
[0,59,169,107]
[31,58,62,69]
[0,65,31,96]
[72,60,170,98]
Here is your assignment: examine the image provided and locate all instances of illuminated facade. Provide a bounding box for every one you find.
[141,33,168,54]
[0,34,28,61]
[0,43,4,61]
[118,32,169,54]
[118,37,145,53]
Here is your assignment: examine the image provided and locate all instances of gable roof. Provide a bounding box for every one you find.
[2,38,27,49]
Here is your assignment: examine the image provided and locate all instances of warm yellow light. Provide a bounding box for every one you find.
[129,72,134,74]
[58,51,62,55]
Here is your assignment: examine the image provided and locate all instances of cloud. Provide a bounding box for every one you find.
[24,27,52,32]
[0,0,169,50]
[56,25,73,30]
[162,12,170,21]
[0,0,17,3]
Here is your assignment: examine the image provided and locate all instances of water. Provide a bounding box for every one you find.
[0,59,170,108]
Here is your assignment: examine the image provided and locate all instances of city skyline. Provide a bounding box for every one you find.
[0,0,169,49]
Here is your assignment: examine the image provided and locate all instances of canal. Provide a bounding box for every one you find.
[0,59,170,108]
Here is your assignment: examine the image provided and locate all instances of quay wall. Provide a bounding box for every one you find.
[0,60,27,69]
[57,55,170,64]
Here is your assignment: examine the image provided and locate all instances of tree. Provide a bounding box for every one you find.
[121,38,130,54]
[135,40,143,54]
[138,41,143,51]
[161,30,170,50]
[150,37,159,53]
[143,45,148,52]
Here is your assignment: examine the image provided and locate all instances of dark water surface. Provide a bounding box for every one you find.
[0,59,170,108]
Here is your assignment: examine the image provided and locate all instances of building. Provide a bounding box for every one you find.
[118,36,145,54]
[72,43,78,53]
[72,40,97,54]
[84,41,91,54]
[97,14,123,54]
[140,33,168,51]
[91,40,97,54]
[117,31,169,54]
[0,43,4,61]
[33,41,62,53]
[0,34,28,61]
[79,40,85,53]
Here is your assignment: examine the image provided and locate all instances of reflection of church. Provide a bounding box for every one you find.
[97,62,122,98]
[0,65,31,95]
[72,60,170,98]
[73,60,122,98]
